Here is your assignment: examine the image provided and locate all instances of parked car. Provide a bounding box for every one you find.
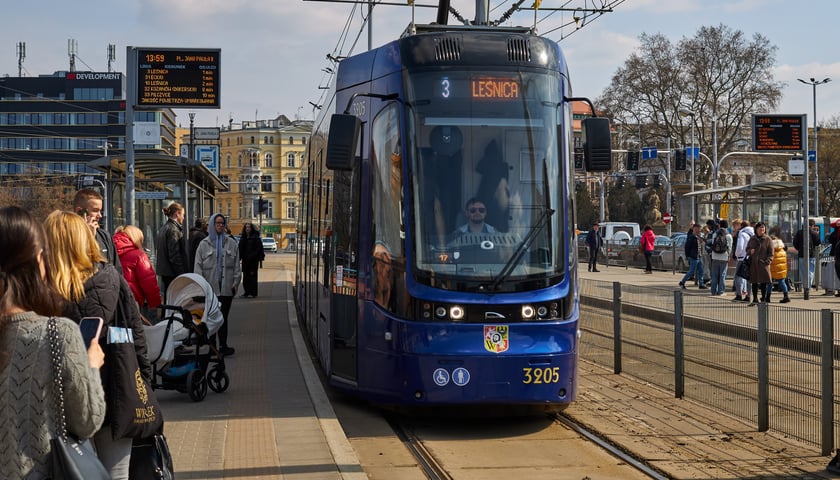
[617,235,680,271]
[660,233,689,272]
[261,236,278,253]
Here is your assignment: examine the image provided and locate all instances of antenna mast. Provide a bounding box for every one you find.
[67,38,78,72]
[107,44,116,72]
[16,42,25,77]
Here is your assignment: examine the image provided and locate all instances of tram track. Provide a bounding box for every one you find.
[383,411,667,480]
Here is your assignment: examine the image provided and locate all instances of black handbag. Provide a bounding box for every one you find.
[46,317,110,480]
[108,296,164,439]
[736,256,751,281]
[129,434,174,480]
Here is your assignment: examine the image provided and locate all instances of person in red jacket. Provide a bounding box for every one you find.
[114,225,162,320]
[640,224,656,274]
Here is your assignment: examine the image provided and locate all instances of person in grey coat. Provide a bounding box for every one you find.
[194,213,241,356]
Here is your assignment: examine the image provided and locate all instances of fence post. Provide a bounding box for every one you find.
[822,308,834,456]
[613,281,622,374]
[674,289,684,398]
[757,302,769,432]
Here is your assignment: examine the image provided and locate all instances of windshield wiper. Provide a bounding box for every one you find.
[487,207,554,291]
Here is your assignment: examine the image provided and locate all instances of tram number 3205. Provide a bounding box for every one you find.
[521,367,561,384]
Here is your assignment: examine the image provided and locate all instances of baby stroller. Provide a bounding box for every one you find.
[143,273,230,401]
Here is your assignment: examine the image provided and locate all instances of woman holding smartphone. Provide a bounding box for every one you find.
[43,210,152,480]
[0,206,105,478]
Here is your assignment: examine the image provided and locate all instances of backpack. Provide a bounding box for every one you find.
[711,229,728,253]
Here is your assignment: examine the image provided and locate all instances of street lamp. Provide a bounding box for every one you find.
[679,108,696,222]
[797,77,831,216]
[188,112,196,162]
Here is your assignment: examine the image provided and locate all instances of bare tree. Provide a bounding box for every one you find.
[0,171,76,221]
[818,119,840,216]
[598,24,783,188]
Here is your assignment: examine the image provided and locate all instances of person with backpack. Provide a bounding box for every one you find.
[709,220,732,296]
[733,219,754,302]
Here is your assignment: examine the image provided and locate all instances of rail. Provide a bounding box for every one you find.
[579,278,840,455]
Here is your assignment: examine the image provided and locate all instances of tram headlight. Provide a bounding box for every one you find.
[521,305,536,319]
[435,306,447,318]
[536,305,548,318]
[449,305,465,320]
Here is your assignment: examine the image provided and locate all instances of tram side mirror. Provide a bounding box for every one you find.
[326,114,361,171]
[581,117,612,172]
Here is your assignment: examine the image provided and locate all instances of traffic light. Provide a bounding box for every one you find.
[614,176,625,189]
[674,149,687,171]
[652,174,661,189]
[574,147,584,169]
[255,198,269,214]
[626,151,639,171]
[635,174,648,189]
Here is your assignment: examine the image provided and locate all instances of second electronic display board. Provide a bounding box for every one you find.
[136,48,220,108]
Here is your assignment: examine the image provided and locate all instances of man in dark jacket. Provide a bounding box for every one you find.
[188,217,208,272]
[793,219,820,289]
[73,188,122,272]
[585,223,602,272]
[679,223,707,289]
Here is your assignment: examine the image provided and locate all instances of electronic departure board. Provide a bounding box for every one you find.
[136,48,220,108]
[752,114,805,151]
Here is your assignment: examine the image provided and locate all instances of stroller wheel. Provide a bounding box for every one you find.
[207,366,230,393]
[186,368,207,402]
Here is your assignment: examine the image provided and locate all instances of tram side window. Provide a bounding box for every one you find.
[370,104,406,313]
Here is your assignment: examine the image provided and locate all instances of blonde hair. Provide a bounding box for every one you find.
[115,224,144,249]
[43,210,102,302]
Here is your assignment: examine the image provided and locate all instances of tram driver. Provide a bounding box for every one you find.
[454,197,498,234]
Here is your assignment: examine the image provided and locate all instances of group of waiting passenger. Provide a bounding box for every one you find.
[0,189,265,478]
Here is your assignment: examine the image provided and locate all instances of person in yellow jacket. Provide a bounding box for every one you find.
[770,235,791,303]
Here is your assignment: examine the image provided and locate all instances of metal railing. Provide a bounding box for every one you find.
[579,278,840,454]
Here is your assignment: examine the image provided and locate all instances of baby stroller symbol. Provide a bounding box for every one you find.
[143,273,229,401]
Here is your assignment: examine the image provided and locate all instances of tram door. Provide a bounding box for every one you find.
[330,168,360,382]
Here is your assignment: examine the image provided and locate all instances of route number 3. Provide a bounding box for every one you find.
[521,367,560,384]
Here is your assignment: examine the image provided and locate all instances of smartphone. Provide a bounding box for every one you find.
[77,207,89,218]
[79,317,104,348]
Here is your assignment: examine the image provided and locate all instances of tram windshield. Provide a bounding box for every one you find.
[406,70,567,292]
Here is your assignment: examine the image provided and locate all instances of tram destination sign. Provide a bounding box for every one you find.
[752,114,804,151]
[136,48,220,108]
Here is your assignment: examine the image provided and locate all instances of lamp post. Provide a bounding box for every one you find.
[679,109,696,222]
[188,112,196,162]
[797,77,831,217]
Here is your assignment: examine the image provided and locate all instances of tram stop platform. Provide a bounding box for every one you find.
[158,253,368,480]
[581,262,840,311]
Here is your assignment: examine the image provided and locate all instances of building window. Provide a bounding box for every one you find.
[237,154,243,167]
[250,135,255,144]
[264,136,269,144]
[226,202,232,218]
[264,153,273,167]
[286,175,296,193]
[287,152,295,167]
[262,175,272,192]
[288,136,294,145]
[250,150,259,167]
[226,154,231,168]
[265,201,274,219]
[270,137,274,144]
[287,201,296,219]
[220,174,230,186]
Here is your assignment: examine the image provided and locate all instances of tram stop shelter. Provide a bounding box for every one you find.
[683,181,805,244]
[87,152,227,263]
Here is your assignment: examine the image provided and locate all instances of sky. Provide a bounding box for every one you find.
[3,0,839,130]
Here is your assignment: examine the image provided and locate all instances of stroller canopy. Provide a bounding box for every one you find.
[165,273,223,336]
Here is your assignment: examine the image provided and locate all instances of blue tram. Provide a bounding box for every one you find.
[294,1,611,409]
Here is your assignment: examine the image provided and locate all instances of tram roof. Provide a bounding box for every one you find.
[682,181,801,198]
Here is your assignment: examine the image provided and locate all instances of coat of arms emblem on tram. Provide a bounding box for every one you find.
[484,325,509,353]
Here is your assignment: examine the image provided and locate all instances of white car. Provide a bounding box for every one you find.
[261,237,277,253]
